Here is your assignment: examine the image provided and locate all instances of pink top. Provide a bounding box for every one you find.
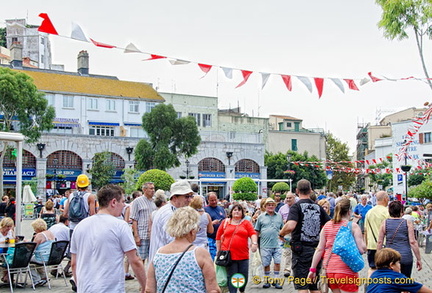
[322,220,357,275]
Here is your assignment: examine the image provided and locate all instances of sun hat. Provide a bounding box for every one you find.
[170,180,193,198]
[263,198,276,207]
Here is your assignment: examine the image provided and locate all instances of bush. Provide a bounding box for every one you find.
[232,177,257,201]
[409,179,432,200]
[136,169,175,191]
[271,182,290,199]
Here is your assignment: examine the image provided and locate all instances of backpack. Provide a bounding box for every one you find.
[69,191,89,223]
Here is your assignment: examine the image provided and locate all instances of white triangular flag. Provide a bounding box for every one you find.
[71,22,89,42]
[330,78,345,93]
[296,76,312,93]
[124,43,142,53]
[261,73,270,89]
[221,67,233,79]
[360,78,370,86]
[168,59,190,65]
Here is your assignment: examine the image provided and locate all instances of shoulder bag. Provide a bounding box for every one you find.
[161,243,193,293]
[215,219,241,267]
[332,221,364,272]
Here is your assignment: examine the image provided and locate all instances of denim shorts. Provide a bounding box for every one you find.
[260,247,282,267]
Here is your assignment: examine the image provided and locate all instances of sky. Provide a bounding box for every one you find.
[2,0,432,153]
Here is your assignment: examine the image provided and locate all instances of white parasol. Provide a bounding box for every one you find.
[22,185,37,203]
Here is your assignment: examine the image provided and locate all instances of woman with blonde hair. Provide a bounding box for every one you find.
[308,199,366,293]
[0,217,14,243]
[318,199,331,215]
[146,206,220,293]
[30,218,56,286]
[190,196,213,249]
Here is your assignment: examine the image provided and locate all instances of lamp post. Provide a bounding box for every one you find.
[185,159,190,179]
[36,143,45,158]
[401,154,411,202]
[226,152,233,165]
[286,153,293,192]
[126,147,134,161]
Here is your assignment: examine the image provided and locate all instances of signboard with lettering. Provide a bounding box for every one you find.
[198,172,226,178]
[235,172,260,179]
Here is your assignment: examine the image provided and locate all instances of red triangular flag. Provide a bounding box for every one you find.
[143,54,166,61]
[235,70,253,88]
[368,72,382,82]
[314,78,324,98]
[198,64,212,74]
[90,38,116,49]
[38,13,58,35]
[281,75,292,91]
[344,79,359,91]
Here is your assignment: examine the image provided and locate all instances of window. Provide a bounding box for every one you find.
[146,102,156,113]
[203,114,212,127]
[12,37,18,43]
[235,159,260,173]
[189,113,201,126]
[286,122,292,127]
[87,98,98,110]
[89,126,115,136]
[291,139,298,151]
[129,101,139,113]
[51,126,73,134]
[63,95,74,108]
[294,122,300,132]
[130,127,148,138]
[106,99,116,111]
[45,94,55,106]
[40,37,44,45]
[177,112,182,119]
[40,55,44,64]
[425,132,432,143]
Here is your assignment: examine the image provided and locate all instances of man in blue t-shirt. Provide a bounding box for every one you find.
[204,192,226,260]
[353,194,373,233]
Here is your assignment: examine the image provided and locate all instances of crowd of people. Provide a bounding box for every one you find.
[2,176,432,292]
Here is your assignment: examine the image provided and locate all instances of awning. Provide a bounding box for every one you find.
[88,121,120,126]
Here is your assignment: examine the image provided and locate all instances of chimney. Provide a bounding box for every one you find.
[77,50,89,75]
[10,42,23,68]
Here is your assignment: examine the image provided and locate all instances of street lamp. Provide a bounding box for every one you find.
[286,153,293,192]
[126,147,134,161]
[185,159,190,179]
[401,158,411,201]
[52,158,58,191]
[36,143,45,158]
[226,152,233,165]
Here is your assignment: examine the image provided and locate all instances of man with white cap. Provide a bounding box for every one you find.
[148,180,194,261]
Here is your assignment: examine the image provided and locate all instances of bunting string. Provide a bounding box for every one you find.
[29,13,432,98]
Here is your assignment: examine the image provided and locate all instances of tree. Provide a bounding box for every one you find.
[325,132,356,192]
[0,68,55,196]
[232,177,258,201]
[136,169,175,191]
[0,28,6,48]
[408,168,430,186]
[120,167,141,196]
[271,182,290,199]
[409,179,432,199]
[367,154,393,190]
[89,151,115,190]
[376,0,432,90]
[265,151,327,191]
[135,104,201,171]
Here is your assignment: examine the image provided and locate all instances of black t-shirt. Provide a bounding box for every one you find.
[287,198,330,246]
[0,202,6,215]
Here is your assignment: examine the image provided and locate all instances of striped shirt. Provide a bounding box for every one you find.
[323,220,357,275]
[130,196,156,240]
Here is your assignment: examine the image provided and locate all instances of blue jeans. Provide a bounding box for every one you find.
[227,259,249,293]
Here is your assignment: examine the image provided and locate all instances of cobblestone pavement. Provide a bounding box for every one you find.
[6,219,432,292]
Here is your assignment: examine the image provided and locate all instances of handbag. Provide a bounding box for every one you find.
[215,264,228,287]
[161,243,193,293]
[215,219,241,267]
[332,221,364,272]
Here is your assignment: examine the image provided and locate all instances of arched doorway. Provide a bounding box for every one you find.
[235,159,260,179]
[46,151,83,195]
[91,152,125,184]
[2,149,37,197]
[198,157,226,199]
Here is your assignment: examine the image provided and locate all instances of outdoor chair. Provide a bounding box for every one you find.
[32,240,69,289]
[1,241,37,293]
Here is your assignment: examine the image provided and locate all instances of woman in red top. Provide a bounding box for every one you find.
[216,203,258,293]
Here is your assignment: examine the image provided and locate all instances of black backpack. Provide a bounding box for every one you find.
[69,191,88,222]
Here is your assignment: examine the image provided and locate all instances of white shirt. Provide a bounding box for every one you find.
[48,223,70,241]
[148,203,176,261]
[71,214,136,293]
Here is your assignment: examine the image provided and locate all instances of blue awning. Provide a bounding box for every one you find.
[88,121,120,126]
[124,122,142,126]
